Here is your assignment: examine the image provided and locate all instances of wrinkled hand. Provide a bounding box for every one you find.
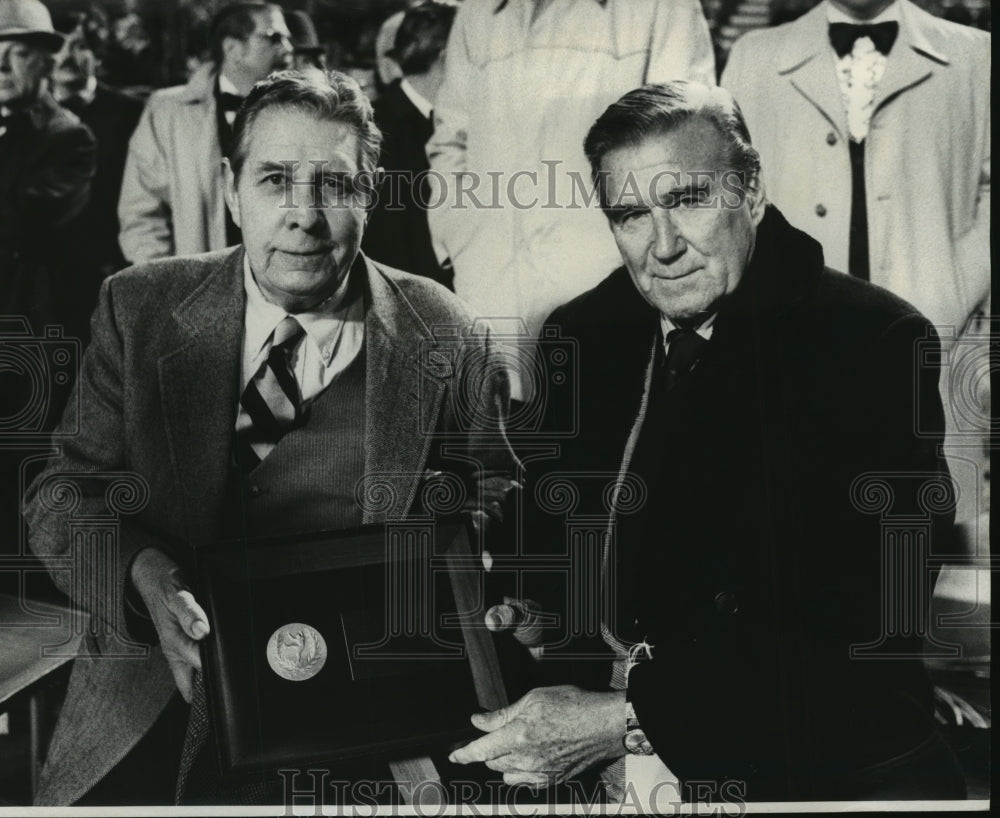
[449,685,626,787]
[130,547,209,703]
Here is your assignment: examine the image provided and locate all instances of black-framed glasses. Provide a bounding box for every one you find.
[252,29,291,46]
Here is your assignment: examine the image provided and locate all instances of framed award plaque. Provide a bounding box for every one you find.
[194,515,507,777]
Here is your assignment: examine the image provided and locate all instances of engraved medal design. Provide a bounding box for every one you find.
[266,623,327,681]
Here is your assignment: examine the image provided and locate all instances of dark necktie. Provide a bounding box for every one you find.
[236,316,305,470]
[663,327,707,391]
[828,21,899,57]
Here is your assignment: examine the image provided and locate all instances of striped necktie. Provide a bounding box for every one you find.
[236,315,305,470]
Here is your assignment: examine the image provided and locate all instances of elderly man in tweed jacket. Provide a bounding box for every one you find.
[25,68,518,806]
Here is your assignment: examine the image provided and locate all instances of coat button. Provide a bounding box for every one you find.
[249,485,261,497]
[815,204,827,217]
[714,591,739,615]
[826,131,837,146]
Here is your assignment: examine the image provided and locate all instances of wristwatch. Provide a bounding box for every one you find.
[622,697,655,755]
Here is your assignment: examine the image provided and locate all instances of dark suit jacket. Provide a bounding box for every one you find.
[363,80,452,289]
[525,207,956,800]
[24,248,517,805]
[0,93,95,331]
[63,84,144,278]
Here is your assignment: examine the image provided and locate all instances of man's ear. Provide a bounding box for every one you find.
[746,171,766,226]
[220,35,243,67]
[222,157,241,228]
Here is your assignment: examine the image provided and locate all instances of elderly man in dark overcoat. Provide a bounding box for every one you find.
[450,81,963,806]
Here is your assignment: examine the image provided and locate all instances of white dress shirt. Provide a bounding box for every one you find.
[218,72,242,126]
[826,0,901,142]
[238,254,365,416]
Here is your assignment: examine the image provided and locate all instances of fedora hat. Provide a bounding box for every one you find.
[285,10,323,55]
[0,0,65,52]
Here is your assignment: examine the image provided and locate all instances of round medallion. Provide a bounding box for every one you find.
[266,623,327,681]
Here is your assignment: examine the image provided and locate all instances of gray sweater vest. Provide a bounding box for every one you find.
[225,347,366,538]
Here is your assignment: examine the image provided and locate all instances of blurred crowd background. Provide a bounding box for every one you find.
[39,0,991,99]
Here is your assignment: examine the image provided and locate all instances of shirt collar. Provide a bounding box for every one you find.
[494,0,606,12]
[660,313,715,350]
[218,72,241,96]
[71,75,98,107]
[243,252,358,366]
[399,78,433,120]
[825,0,900,25]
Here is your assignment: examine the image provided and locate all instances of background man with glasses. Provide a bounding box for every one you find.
[118,2,292,265]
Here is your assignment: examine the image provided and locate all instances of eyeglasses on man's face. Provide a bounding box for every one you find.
[251,29,292,46]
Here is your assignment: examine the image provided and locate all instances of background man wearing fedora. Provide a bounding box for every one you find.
[285,9,326,70]
[0,0,96,331]
[0,0,97,649]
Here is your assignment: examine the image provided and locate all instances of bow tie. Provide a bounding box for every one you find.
[829,21,899,57]
[218,91,245,113]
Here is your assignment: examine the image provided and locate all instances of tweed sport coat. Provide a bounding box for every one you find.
[23,248,518,805]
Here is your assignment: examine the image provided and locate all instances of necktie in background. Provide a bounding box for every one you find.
[217,91,245,114]
[830,21,897,281]
[236,315,305,470]
[828,21,899,58]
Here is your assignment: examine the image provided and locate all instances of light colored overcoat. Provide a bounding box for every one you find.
[722,0,990,334]
[118,64,228,264]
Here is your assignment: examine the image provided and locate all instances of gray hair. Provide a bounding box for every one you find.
[583,81,762,210]
[229,68,382,181]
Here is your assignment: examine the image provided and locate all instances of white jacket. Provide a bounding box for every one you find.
[427,0,715,385]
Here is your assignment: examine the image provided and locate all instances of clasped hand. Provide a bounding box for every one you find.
[449,685,626,787]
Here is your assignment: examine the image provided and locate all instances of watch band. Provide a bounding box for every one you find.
[625,698,641,732]
[623,693,654,754]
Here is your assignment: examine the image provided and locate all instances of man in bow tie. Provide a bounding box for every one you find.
[449,81,964,805]
[722,1,990,526]
[26,68,518,805]
[118,2,293,266]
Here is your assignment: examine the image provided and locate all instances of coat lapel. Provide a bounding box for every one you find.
[361,258,446,523]
[158,248,244,546]
[779,3,849,139]
[873,3,946,114]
